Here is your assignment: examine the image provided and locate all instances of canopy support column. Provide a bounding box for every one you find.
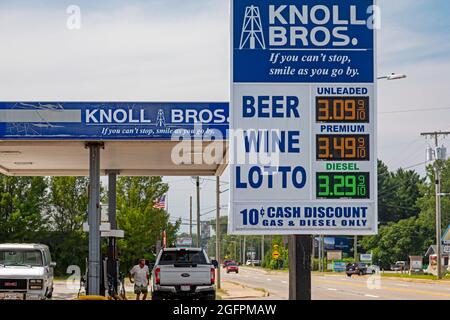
[86,142,103,296]
[106,170,119,295]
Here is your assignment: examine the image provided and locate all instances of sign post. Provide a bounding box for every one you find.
[230,0,377,300]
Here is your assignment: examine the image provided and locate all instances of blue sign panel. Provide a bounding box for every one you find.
[233,0,375,83]
[0,102,229,140]
[323,237,350,251]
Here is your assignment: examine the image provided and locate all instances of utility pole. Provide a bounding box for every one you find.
[243,236,246,264]
[216,176,221,289]
[421,131,449,279]
[317,236,322,272]
[196,176,201,248]
[311,237,315,271]
[321,236,325,271]
[261,235,265,265]
[215,176,221,289]
[288,235,312,300]
[189,196,193,239]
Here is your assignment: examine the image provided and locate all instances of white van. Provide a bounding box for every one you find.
[0,244,56,300]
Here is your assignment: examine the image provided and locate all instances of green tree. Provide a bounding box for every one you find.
[0,175,48,242]
[47,177,89,233]
[360,217,433,268]
[378,160,424,224]
[361,160,449,268]
[116,177,180,270]
[44,177,89,275]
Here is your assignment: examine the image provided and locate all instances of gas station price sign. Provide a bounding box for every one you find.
[229,0,378,236]
[316,97,370,123]
[316,172,370,199]
[316,134,370,161]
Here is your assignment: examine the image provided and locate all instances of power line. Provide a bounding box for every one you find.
[379,107,450,115]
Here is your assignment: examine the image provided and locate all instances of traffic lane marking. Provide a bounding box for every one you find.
[315,278,450,298]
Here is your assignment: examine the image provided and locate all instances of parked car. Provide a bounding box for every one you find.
[0,243,56,300]
[245,259,261,266]
[151,247,216,300]
[391,261,408,272]
[226,263,239,274]
[346,262,369,277]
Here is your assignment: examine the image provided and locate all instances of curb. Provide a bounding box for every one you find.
[220,280,270,299]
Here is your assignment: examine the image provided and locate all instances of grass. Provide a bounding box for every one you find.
[380,273,445,281]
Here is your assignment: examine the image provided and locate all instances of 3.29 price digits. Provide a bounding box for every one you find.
[316,172,370,199]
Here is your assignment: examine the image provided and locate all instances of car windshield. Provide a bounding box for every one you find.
[159,250,208,265]
[0,249,44,267]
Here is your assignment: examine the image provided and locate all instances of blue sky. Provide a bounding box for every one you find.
[378,0,450,66]
[0,1,449,231]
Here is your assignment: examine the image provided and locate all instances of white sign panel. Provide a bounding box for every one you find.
[229,0,377,235]
[360,253,373,262]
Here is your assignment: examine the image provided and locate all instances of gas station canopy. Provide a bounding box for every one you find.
[0,102,229,176]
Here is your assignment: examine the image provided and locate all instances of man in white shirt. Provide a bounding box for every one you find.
[129,259,150,300]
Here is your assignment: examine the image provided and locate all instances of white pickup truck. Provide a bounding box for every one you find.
[151,248,217,300]
[0,244,56,300]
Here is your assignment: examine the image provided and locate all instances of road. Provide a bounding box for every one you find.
[221,266,450,300]
[52,267,450,300]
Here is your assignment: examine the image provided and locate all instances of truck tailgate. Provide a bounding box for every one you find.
[159,265,211,286]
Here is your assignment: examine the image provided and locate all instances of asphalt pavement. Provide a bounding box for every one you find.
[221,266,450,300]
[52,267,450,300]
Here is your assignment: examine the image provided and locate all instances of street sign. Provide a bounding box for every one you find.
[360,253,373,262]
[0,102,228,140]
[272,250,280,259]
[333,261,346,273]
[326,251,342,261]
[229,0,377,235]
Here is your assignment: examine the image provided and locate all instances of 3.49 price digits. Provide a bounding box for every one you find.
[317,135,369,161]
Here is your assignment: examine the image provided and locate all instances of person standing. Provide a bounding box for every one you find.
[129,259,150,300]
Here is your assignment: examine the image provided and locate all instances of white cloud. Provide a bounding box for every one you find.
[0,2,229,101]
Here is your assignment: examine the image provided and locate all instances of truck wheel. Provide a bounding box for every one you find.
[203,293,216,300]
[347,274,352,277]
[46,286,53,299]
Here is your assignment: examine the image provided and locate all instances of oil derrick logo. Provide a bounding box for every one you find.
[239,5,266,50]
[156,109,166,128]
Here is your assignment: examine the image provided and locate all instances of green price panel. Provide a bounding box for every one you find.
[316,172,370,199]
